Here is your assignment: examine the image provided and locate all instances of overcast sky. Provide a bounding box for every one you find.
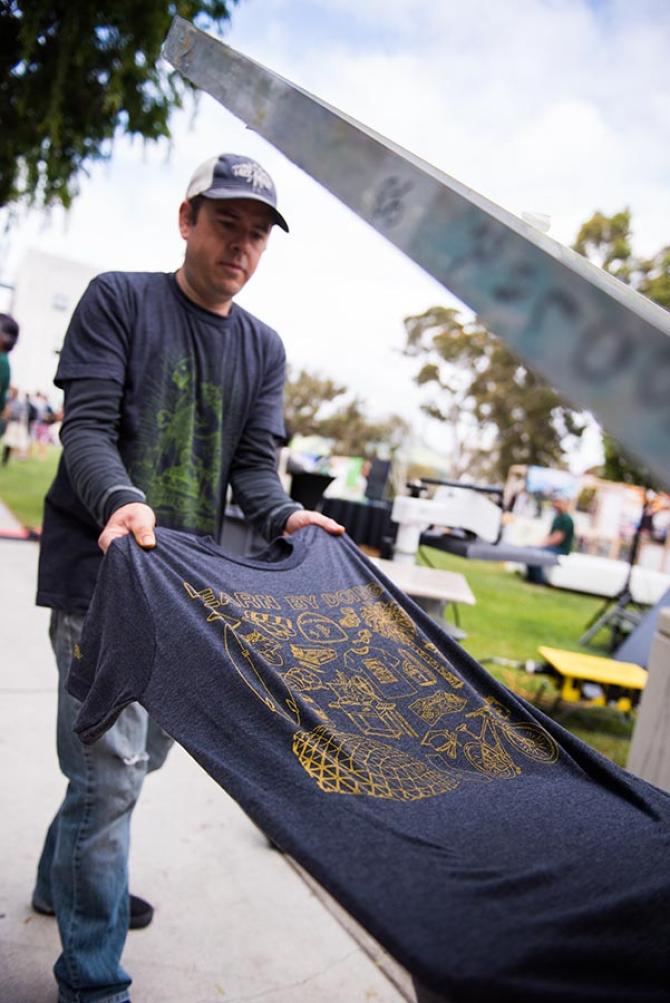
[2,0,669,469]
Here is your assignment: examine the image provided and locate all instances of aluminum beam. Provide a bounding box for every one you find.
[164,17,670,487]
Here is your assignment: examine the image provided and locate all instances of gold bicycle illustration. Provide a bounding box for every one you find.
[453,698,559,780]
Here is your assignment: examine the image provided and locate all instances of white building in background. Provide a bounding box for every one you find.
[8,249,100,403]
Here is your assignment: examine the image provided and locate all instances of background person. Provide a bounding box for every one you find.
[0,312,20,437]
[31,152,344,1003]
[1,386,30,465]
[29,391,55,459]
[526,494,575,584]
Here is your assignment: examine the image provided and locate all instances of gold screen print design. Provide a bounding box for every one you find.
[184,579,559,799]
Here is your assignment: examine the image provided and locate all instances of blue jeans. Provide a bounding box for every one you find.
[34,610,173,1003]
[525,545,562,585]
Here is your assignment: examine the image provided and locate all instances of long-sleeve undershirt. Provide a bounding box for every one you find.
[60,378,301,538]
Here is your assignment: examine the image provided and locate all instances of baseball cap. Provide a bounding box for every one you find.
[185,153,289,232]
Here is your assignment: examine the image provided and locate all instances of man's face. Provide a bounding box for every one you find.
[178,197,273,309]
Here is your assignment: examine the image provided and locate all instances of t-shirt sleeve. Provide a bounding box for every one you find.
[67,541,156,743]
[245,329,288,440]
[552,514,568,535]
[55,273,134,387]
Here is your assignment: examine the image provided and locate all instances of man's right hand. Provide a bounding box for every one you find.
[98,502,157,554]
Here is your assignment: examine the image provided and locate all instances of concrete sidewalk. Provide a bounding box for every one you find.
[0,498,22,533]
[0,538,414,1003]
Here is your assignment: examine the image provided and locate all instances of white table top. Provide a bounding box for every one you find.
[371,558,476,606]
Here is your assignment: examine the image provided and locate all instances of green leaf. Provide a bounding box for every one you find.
[0,2,239,209]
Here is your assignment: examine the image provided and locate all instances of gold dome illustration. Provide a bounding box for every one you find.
[293,726,459,800]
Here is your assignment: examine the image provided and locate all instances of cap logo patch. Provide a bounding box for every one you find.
[232,162,273,192]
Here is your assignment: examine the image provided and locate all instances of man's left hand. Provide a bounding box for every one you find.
[283,509,345,536]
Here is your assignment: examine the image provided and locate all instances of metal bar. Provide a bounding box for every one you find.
[419,477,504,499]
[164,17,670,487]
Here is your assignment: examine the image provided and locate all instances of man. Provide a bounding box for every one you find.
[0,313,19,434]
[526,493,575,584]
[32,153,343,1003]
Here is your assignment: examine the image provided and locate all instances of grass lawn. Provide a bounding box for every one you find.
[0,446,60,528]
[418,545,636,766]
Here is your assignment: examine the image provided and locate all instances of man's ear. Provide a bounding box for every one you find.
[178,201,191,240]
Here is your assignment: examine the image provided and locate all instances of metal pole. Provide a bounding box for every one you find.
[164,17,670,488]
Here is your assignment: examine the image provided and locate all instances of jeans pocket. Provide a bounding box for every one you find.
[51,610,86,678]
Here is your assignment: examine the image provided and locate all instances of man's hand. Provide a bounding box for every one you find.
[98,502,157,554]
[283,509,345,536]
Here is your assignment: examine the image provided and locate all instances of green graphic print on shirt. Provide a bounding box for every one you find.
[128,357,224,534]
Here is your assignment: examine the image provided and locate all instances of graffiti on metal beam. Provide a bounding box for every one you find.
[164,17,670,486]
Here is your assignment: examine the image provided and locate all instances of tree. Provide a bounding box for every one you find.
[0,2,237,209]
[573,209,670,488]
[573,208,670,309]
[600,436,664,491]
[572,209,634,282]
[403,307,586,483]
[637,245,670,311]
[284,366,410,459]
[284,368,348,441]
[318,399,410,459]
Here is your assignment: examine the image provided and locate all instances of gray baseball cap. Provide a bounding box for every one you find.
[185,153,289,232]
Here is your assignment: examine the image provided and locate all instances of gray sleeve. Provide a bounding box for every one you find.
[60,378,146,526]
[229,426,302,540]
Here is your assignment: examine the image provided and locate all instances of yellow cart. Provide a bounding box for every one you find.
[538,646,647,713]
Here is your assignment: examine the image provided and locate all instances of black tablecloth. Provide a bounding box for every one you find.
[319,497,393,550]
